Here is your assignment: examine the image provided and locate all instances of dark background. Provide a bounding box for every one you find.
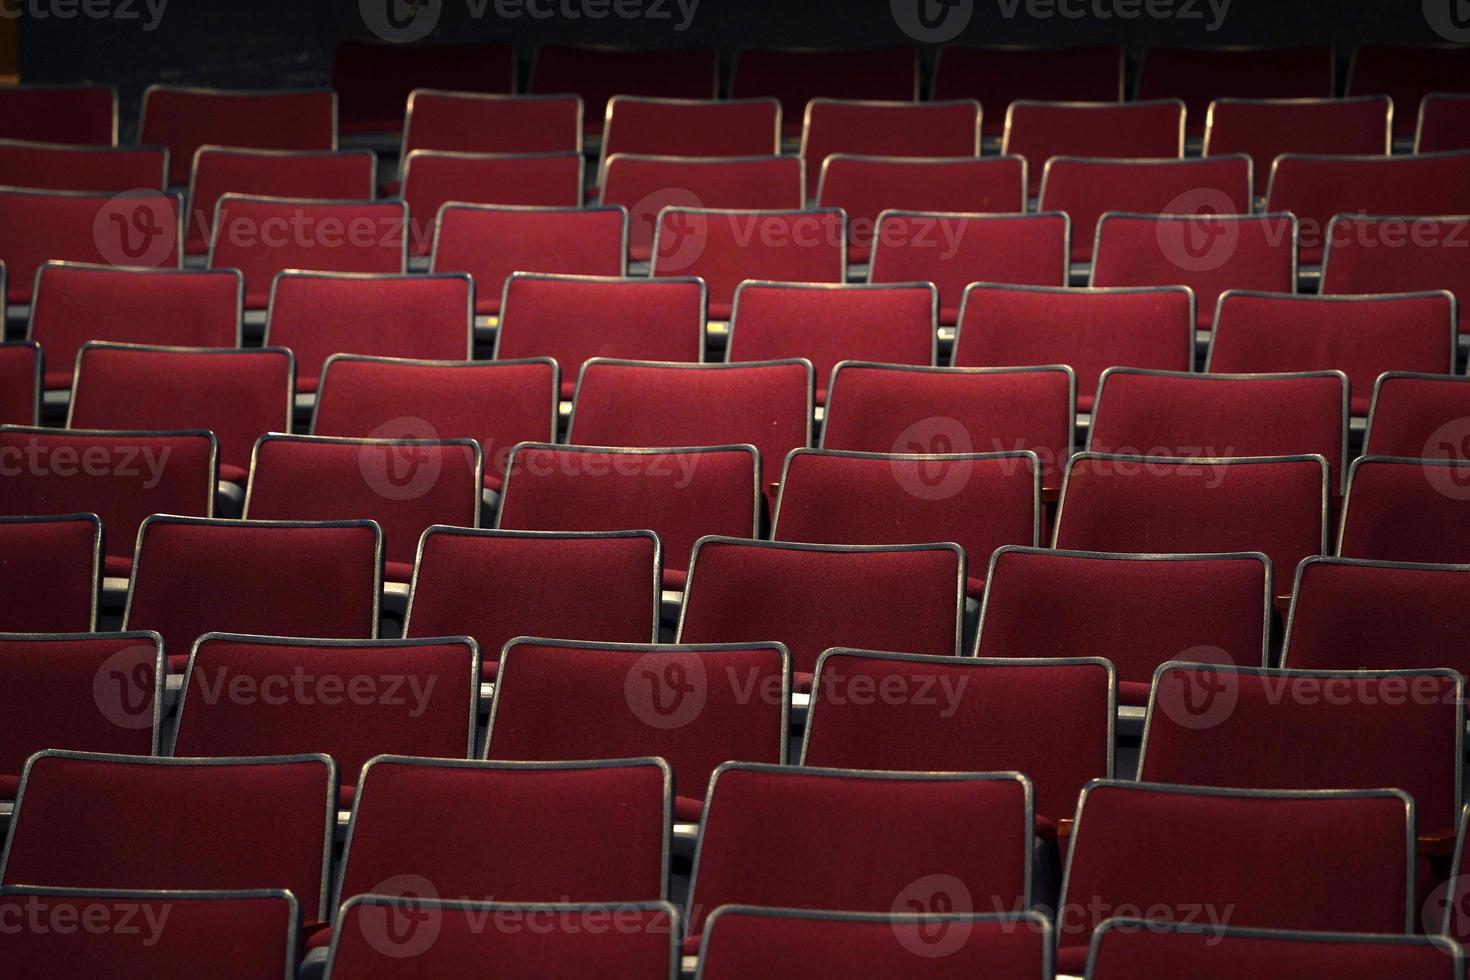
[15,0,1457,137]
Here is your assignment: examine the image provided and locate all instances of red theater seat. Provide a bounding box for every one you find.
[529,44,718,135]
[0,341,39,425]
[933,43,1125,137]
[332,42,516,135]
[730,47,919,139]
[0,140,166,192]
[1347,44,1470,137]
[400,151,584,254]
[0,84,116,145]
[1417,93,1470,153]
[600,96,782,179]
[401,90,581,157]
[1364,373,1470,458]
[1320,215,1470,336]
[1003,99,1185,195]
[0,515,101,634]
[1204,96,1393,179]
[1338,456,1470,564]
[801,98,981,191]
[1137,44,1336,135]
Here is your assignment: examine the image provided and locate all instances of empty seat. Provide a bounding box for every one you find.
[122,516,383,670]
[529,44,718,134]
[403,527,659,682]
[0,426,216,576]
[821,362,1075,496]
[1004,99,1185,195]
[1364,373,1470,459]
[264,271,472,394]
[0,632,159,798]
[313,355,557,493]
[1090,213,1298,331]
[774,449,1040,597]
[0,341,39,425]
[1137,45,1336,135]
[498,444,758,589]
[2,751,335,923]
[1265,152,1470,264]
[1321,215,1470,336]
[932,43,1125,137]
[683,764,1031,948]
[1054,453,1327,603]
[1347,44,1470,137]
[1417,93,1470,153]
[69,343,293,486]
[210,196,407,309]
[1204,96,1393,180]
[139,85,337,185]
[0,515,101,633]
[801,99,981,191]
[487,639,788,821]
[1444,807,1470,944]
[0,84,116,145]
[1339,456,1470,564]
[401,90,582,157]
[1088,369,1348,491]
[652,208,845,322]
[332,41,516,134]
[0,140,166,193]
[727,282,937,403]
[730,47,919,139]
[978,547,1270,707]
[803,651,1111,840]
[868,211,1069,326]
[1054,781,1414,974]
[173,634,477,803]
[186,147,376,255]
[496,274,705,399]
[431,204,626,319]
[815,155,1027,264]
[600,96,782,180]
[1208,291,1456,414]
[1039,156,1253,264]
[953,284,1195,413]
[28,263,240,390]
[677,537,964,685]
[400,151,584,255]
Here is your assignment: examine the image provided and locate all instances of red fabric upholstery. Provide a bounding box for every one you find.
[1039,157,1252,263]
[140,86,336,185]
[773,449,1039,597]
[979,547,1267,706]
[212,197,406,309]
[401,151,583,255]
[1004,100,1184,196]
[174,635,475,795]
[815,156,1027,264]
[601,155,804,263]
[0,85,115,145]
[1091,214,1297,330]
[1088,370,1346,490]
[1365,373,1470,458]
[123,517,382,669]
[29,264,239,389]
[677,538,963,681]
[870,212,1068,326]
[1138,45,1335,135]
[0,342,39,425]
[0,189,183,305]
[0,888,299,980]
[1417,93,1470,153]
[1141,664,1461,837]
[730,47,919,138]
[328,898,676,979]
[528,45,717,135]
[266,272,471,392]
[498,445,758,583]
[0,141,164,193]
[953,284,1193,413]
[333,42,516,134]
[602,96,780,172]
[70,344,292,485]
[402,90,579,155]
[431,205,626,316]
[1340,457,1470,564]
[728,283,936,403]
[1205,96,1393,182]
[3,752,335,921]
[1322,216,1470,335]
[1054,454,1325,602]
[698,908,1051,980]
[488,640,786,820]
[685,765,1029,938]
[0,427,215,576]
[314,356,556,492]
[244,434,480,582]
[805,652,1109,830]
[652,208,845,321]
[933,43,1124,136]
[0,515,100,633]
[1087,921,1461,980]
[1056,782,1413,968]
[186,148,375,255]
[404,528,659,681]
[1266,153,1470,264]
[0,633,158,790]
[1210,292,1455,415]
[801,99,980,191]
[822,363,1073,494]
[1348,44,1470,136]
[497,275,704,399]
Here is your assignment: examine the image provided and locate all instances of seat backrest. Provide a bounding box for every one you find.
[1208,291,1456,415]
[953,284,1194,413]
[333,42,515,133]
[1417,93,1470,153]
[0,341,39,425]
[729,47,919,137]
[1347,44,1470,135]
[1136,45,1336,133]
[932,43,1125,135]
[529,44,718,134]
[0,140,166,193]
[400,151,584,254]
[401,90,583,156]
[1,751,336,922]
[1003,99,1185,195]
[1321,215,1470,335]
[0,84,116,145]
[1339,456,1470,564]
[0,514,101,633]
[29,263,240,389]
[140,85,337,184]
[1364,372,1470,459]
[1203,96,1393,179]
[600,96,782,180]
[801,98,981,190]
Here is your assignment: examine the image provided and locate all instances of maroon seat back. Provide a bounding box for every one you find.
[332,41,516,133]
[933,43,1124,136]
[1321,215,1470,336]
[0,141,166,192]
[801,98,981,190]
[140,86,337,185]
[0,341,39,425]
[1204,96,1392,179]
[1417,93,1470,153]
[1003,99,1185,195]
[529,44,718,134]
[730,47,919,138]
[1347,44,1470,136]
[1339,456,1470,564]
[0,84,116,145]
[400,151,584,255]
[0,515,101,634]
[1364,373,1470,459]
[1137,45,1335,134]
[600,96,782,179]
[401,91,582,156]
